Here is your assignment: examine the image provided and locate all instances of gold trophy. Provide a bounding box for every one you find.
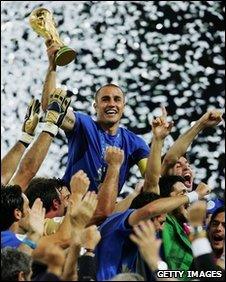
[29,7,76,66]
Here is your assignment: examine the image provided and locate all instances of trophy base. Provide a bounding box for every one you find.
[55,46,76,66]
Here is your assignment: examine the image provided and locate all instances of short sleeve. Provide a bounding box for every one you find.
[131,135,150,164]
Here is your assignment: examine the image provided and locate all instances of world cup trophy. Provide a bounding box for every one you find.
[29,7,76,66]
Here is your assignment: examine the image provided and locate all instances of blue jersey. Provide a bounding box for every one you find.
[1,230,22,249]
[96,209,137,281]
[63,112,149,192]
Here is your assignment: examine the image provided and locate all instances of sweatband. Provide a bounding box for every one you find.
[19,132,34,145]
[186,191,199,203]
[42,122,59,136]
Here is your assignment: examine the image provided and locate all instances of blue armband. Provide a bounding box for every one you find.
[22,238,37,249]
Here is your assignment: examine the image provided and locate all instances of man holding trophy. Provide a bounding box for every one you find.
[29,7,150,193]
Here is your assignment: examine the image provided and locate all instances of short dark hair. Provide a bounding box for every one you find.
[25,177,66,213]
[159,175,185,197]
[94,83,125,101]
[1,185,24,231]
[161,153,190,167]
[209,206,225,226]
[1,247,32,281]
[129,192,161,209]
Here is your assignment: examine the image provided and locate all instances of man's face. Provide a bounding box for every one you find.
[152,213,166,232]
[170,181,188,220]
[169,157,194,191]
[94,86,125,127]
[208,212,225,253]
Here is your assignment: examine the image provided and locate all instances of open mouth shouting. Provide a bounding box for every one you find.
[212,234,224,248]
[183,173,193,189]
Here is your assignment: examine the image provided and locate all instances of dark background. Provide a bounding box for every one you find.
[1,1,225,197]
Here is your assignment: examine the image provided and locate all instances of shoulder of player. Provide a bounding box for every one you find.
[100,209,134,229]
[74,111,97,125]
[120,127,144,141]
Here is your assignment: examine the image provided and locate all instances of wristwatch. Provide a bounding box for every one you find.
[189,225,206,241]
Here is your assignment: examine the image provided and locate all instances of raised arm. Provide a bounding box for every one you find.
[130,220,163,273]
[18,198,46,255]
[161,109,222,175]
[42,41,75,132]
[128,182,210,226]
[9,132,54,190]
[9,90,71,191]
[42,40,58,112]
[1,99,40,185]
[62,191,98,281]
[1,142,26,186]
[37,170,91,249]
[114,180,144,213]
[89,146,124,225]
[32,244,65,280]
[143,107,173,194]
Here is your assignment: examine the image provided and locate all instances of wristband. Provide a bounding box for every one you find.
[190,225,204,234]
[19,132,34,145]
[84,248,95,253]
[189,226,206,241]
[42,131,55,138]
[84,249,95,257]
[186,191,199,204]
[19,140,30,148]
[22,238,37,249]
[43,122,59,136]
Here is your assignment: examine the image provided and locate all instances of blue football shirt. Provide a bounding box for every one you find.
[63,112,150,192]
[1,230,23,249]
[96,209,136,281]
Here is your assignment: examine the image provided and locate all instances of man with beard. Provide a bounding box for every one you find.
[161,110,222,191]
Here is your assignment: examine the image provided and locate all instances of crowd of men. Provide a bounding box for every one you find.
[1,40,225,281]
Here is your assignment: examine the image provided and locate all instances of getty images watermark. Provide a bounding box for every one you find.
[155,270,223,279]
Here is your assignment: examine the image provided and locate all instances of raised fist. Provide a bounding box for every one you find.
[104,146,124,166]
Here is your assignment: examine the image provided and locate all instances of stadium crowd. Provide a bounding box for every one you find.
[1,3,225,279]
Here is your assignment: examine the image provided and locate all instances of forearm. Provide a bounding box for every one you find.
[9,132,53,191]
[93,164,120,220]
[129,195,188,226]
[26,230,42,243]
[18,243,33,255]
[62,243,81,281]
[42,67,57,112]
[147,195,189,217]
[143,138,164,194]
[18,231,41,255]
[39,213,71,249]
[114,192,138,213]
[1,141,26,185]
[162,121,204,174]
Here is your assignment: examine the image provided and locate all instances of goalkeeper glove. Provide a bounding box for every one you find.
[20,98,40,146]
[43,88,71,136]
